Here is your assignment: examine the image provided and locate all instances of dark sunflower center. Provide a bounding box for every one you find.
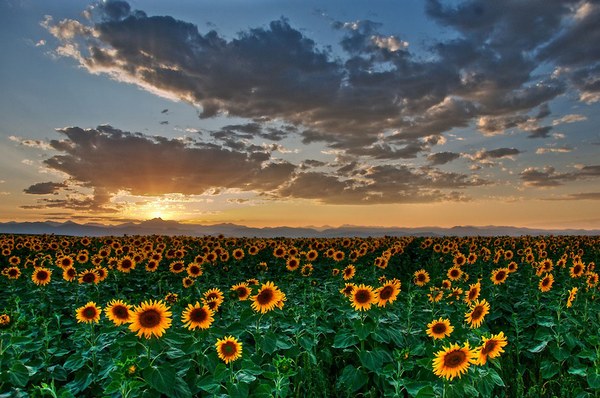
[343,286,353,294]
[574,265,582,274]
[236,287,248,297]
[222,341,237,356]
[471,306,484,320]
[432,323,447,334]
[379,286,394,300]
[121,260,132,268]
[67,268,76,277]
[173,263,183,270]
[355,289,371,304]
[481,340,497,355]
[417,274,426,282]
[190,266,200,274]
[83,307,97,319]
[542,278,550,286]
[190,308,207,322]
[112,305,129,319]
[450,270,459,277]
[37,271,49,280]
[82,273,96,283]
[62,259,71,266]
[444,350,467,368]
[8,269,17,276]
[139,309,161,328]
[257,289,274,305]
[468,289,478,300]
[495,271,506,280]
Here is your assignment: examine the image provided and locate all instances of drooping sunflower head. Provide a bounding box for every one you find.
[465,299,490,328]
[215,336,242,364]
[539,273,554,292]
[342,264,356,280]
[350,284,376,311]
[251,281,284,313]
[566,287,578,308]
[182,302,214,330]
[475,331,508,365]
[76,301,102,323]
[340,283,356,297]
[432,342,477,380]
[465,282,481,303]
[129,300,172,339]
[105,299,132,326]
[32,267,52,286]
[426,318,454,340]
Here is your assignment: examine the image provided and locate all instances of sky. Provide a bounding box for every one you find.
[1,0,600,229]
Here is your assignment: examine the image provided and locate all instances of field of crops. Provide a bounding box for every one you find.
[0,233,599,397]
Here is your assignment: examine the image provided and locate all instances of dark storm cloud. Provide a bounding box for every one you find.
[23,181,66,194]
[476,148,521,159]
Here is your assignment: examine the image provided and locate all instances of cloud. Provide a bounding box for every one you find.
[475,148,521,159]
[427,151,460,165]
[23,181,67,194]
[520,164,600,187]
[552,114,587,126]
[26,125,296,211]
[535,146,573,154]
[41,1,596,159]
[9,135,53,150]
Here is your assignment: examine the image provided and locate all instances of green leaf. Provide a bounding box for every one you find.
[358,349,390,373]
[227,381,250,398]
[540,360,559,380]
[63,353,86,372]
[528,340,548,353]
[65,371,93,394]
[404,382,430,397]
[536,316,555,328]
[587,372,600,389]
[487,368,505,387]
[260,332,278,354]
[415,385,436,398]
[197,374,222,395]
[143,364,192,398]
[568,365,587,377]
[236,370,257,384]
[333,331,359,349]
[353,319,374,341]
[550,345,570,361]
[463,383,480,397]
[337,365,367,393]
[8,362,30,387]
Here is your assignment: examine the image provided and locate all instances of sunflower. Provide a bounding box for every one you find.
[182,302,214,330]
[78,269,99,284]
[129,300,172,338]
[251,281,284,313]
[428,288,444,303]
[569,262,585,278]
[507,261,518,273]
[539,274,554,292]
[464,282,481,303]
[215,336,242,364]
[333,251,345,262]
[350,284,376,311]
[169,261,185,274]
[447,267,463,281]
[465,299,490,328]
[203,288,225,306]
[5,266,21,280]
[432,342,477,380]
[164,293,179,304]
[566,287,578,308]
[490,268,508,285]
[61,266,76,282]
[441,279,452,290]
[75,301,102,323]
[340,283,356,297]
[587,273,598,288]
[231,282,252,301]
[182,277,195,288]
[203,298,221,312]
[32,267,52,286]
[8,256,20,266]
[0,314,10,327]
[453,253,466,267]
[117,256,136,273]
[342,264,356,280]
[300,263,314,276]
[475,332,508,365]
[305,249,318,261]
[145,260,159,272]
[105,299,132,326]
[56,255,74,269]
[332,268,340,276]
[414,269,430,286]
[467,253,478,264]
[286,257,300,271]
[426,318,454,340]
[375,279,401,307]
[273,246,286,258]
[232,248,245,261]
[187,262,203,278]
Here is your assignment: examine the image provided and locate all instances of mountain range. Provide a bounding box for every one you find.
[0,219,598,238]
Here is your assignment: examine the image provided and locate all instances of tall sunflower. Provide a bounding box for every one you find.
[129,300,172,338]
[447,267,463,281]
[342,264,356,280]
[475,331,508,365]
[76,301,102,323]
[117,256,136,273]
[490,268,508,285]
[464,282,481,303]
[566,287,578,308]
[182,302,214,330]
[432,342,477,380]
[340,283,356,298]
[105,299,132,326]
[32,267,52,286]
[350,284,376,311]
[251,281,284,313]
[465,299,490,328]
[426,318,454,340]
[203,288,225,306]
[215,336,242,364]
[78,269,99,284]
[5,266,21,280]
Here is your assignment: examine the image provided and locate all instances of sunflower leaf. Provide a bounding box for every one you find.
[143,364,192,398]
[528,340,548,353]
[333,331,359,349]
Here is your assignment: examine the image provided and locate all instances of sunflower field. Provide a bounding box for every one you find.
[0,233,599,397]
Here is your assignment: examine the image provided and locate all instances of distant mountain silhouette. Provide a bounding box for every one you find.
[0,218,598,237]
